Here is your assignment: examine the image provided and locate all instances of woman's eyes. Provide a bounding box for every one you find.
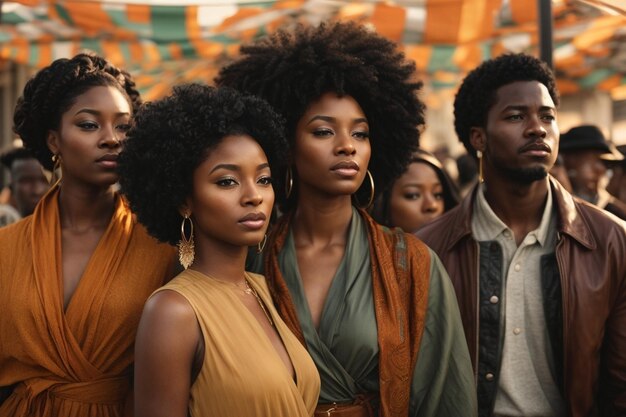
[77,121,99,130]
[216,178,238,187]
[216,176,272,187]
[311,129,370,139]
[312,129,333,137]
[76,121,131,131]
[404,192,444,200]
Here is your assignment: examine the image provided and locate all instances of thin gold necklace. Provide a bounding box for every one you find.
[244,277,274,327]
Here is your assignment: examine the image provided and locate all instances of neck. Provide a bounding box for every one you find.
[482,175,549,232]
[291,193,353,247]
[57,179,117,232]
[190,238,248,286]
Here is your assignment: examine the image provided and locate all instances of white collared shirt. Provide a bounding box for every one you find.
[472,181,565,417]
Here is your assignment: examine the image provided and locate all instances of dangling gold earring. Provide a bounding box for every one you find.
[257,234,268,254]
[50,154,62,186]
[178,213,195,269]
[476,150,484,183]
[355,170,375,209]
[285,167,293,199]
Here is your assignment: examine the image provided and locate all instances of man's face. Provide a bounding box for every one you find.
[473,81,559,184]
[11,158,49,216]
[562,150,607,201]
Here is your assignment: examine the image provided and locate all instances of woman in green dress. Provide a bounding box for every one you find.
[217,22,477,417]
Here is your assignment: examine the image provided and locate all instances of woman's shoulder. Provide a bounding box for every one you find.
[0,215,32,249]
[367,216,431,259]
[156,270,200,294]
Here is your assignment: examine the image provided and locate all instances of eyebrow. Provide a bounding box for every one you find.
[402,182,442,188]
[502,105,556,112]
[306,115,369,125]
[75,109,130,117]
[209,162,270,175]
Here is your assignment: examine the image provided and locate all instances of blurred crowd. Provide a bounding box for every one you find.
[1,20,625,417]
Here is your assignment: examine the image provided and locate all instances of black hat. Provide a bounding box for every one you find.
[560,125,623,161]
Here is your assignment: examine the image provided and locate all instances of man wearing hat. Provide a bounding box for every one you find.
[560,124,626,219]
[607,144,626,205]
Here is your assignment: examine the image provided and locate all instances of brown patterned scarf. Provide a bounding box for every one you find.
[263,209,431,417]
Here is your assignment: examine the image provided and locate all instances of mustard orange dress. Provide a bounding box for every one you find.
[0,186,175,417]
[154,270,320,417]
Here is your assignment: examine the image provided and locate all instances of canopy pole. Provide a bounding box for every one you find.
[538,0,554,69]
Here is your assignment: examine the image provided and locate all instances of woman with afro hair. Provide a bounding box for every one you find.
[216,21,476,417]
[117,84,320,417]
[0,53,176,416]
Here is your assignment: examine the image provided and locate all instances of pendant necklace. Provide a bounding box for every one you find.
[244,277,274,327]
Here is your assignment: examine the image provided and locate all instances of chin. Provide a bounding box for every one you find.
[504,166,548,184]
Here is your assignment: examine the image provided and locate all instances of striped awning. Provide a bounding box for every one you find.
[1,0,625,101]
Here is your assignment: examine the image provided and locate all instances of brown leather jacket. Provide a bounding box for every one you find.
[417,177,626,417]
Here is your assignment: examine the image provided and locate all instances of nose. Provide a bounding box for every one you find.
[334,131,356,156]
[525,115,547,139]
[421,193,439,213]
[241,181,263,206]
[592,158,606,176]
[34,180,49,196]
[99,124,122,149]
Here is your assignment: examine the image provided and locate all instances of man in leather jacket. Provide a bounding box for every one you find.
[417,53,626,417]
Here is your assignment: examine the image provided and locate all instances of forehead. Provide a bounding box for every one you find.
[203,134,268,165]
[491,81,555,112]
[396,161,440,185]
[302,93,366,118]
[65,85,131,115]
[563,149,604,163]
[11,158,45,177]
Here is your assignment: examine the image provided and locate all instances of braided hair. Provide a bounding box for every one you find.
[12,53,141,170]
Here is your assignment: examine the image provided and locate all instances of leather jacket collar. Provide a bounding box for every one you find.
[440,177,595,251]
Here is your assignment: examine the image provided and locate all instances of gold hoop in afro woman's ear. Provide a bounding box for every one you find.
[178,212,195,269]
[354,170,375,209]
[285,166,294,199]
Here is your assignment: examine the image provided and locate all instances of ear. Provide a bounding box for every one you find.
[178,200,192,218]
[46,130,60,156]
[469,127,486,154]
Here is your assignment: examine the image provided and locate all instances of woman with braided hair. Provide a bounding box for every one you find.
[0,53,175,416]
[217,22,476,417]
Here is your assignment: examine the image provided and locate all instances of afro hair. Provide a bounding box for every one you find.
[13,53,141,171]
[454,53,559,157]
[117,83,288,245]
[216,21,425,211]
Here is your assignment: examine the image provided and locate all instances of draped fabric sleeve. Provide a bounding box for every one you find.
[409,249,478,417]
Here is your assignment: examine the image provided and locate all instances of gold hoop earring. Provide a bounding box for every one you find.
[476,150,484,183]
[50,154,62,186]
[257,234,268,254]
[355,170,375,209]
[285,167,293,199]
[178,213,195,269]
